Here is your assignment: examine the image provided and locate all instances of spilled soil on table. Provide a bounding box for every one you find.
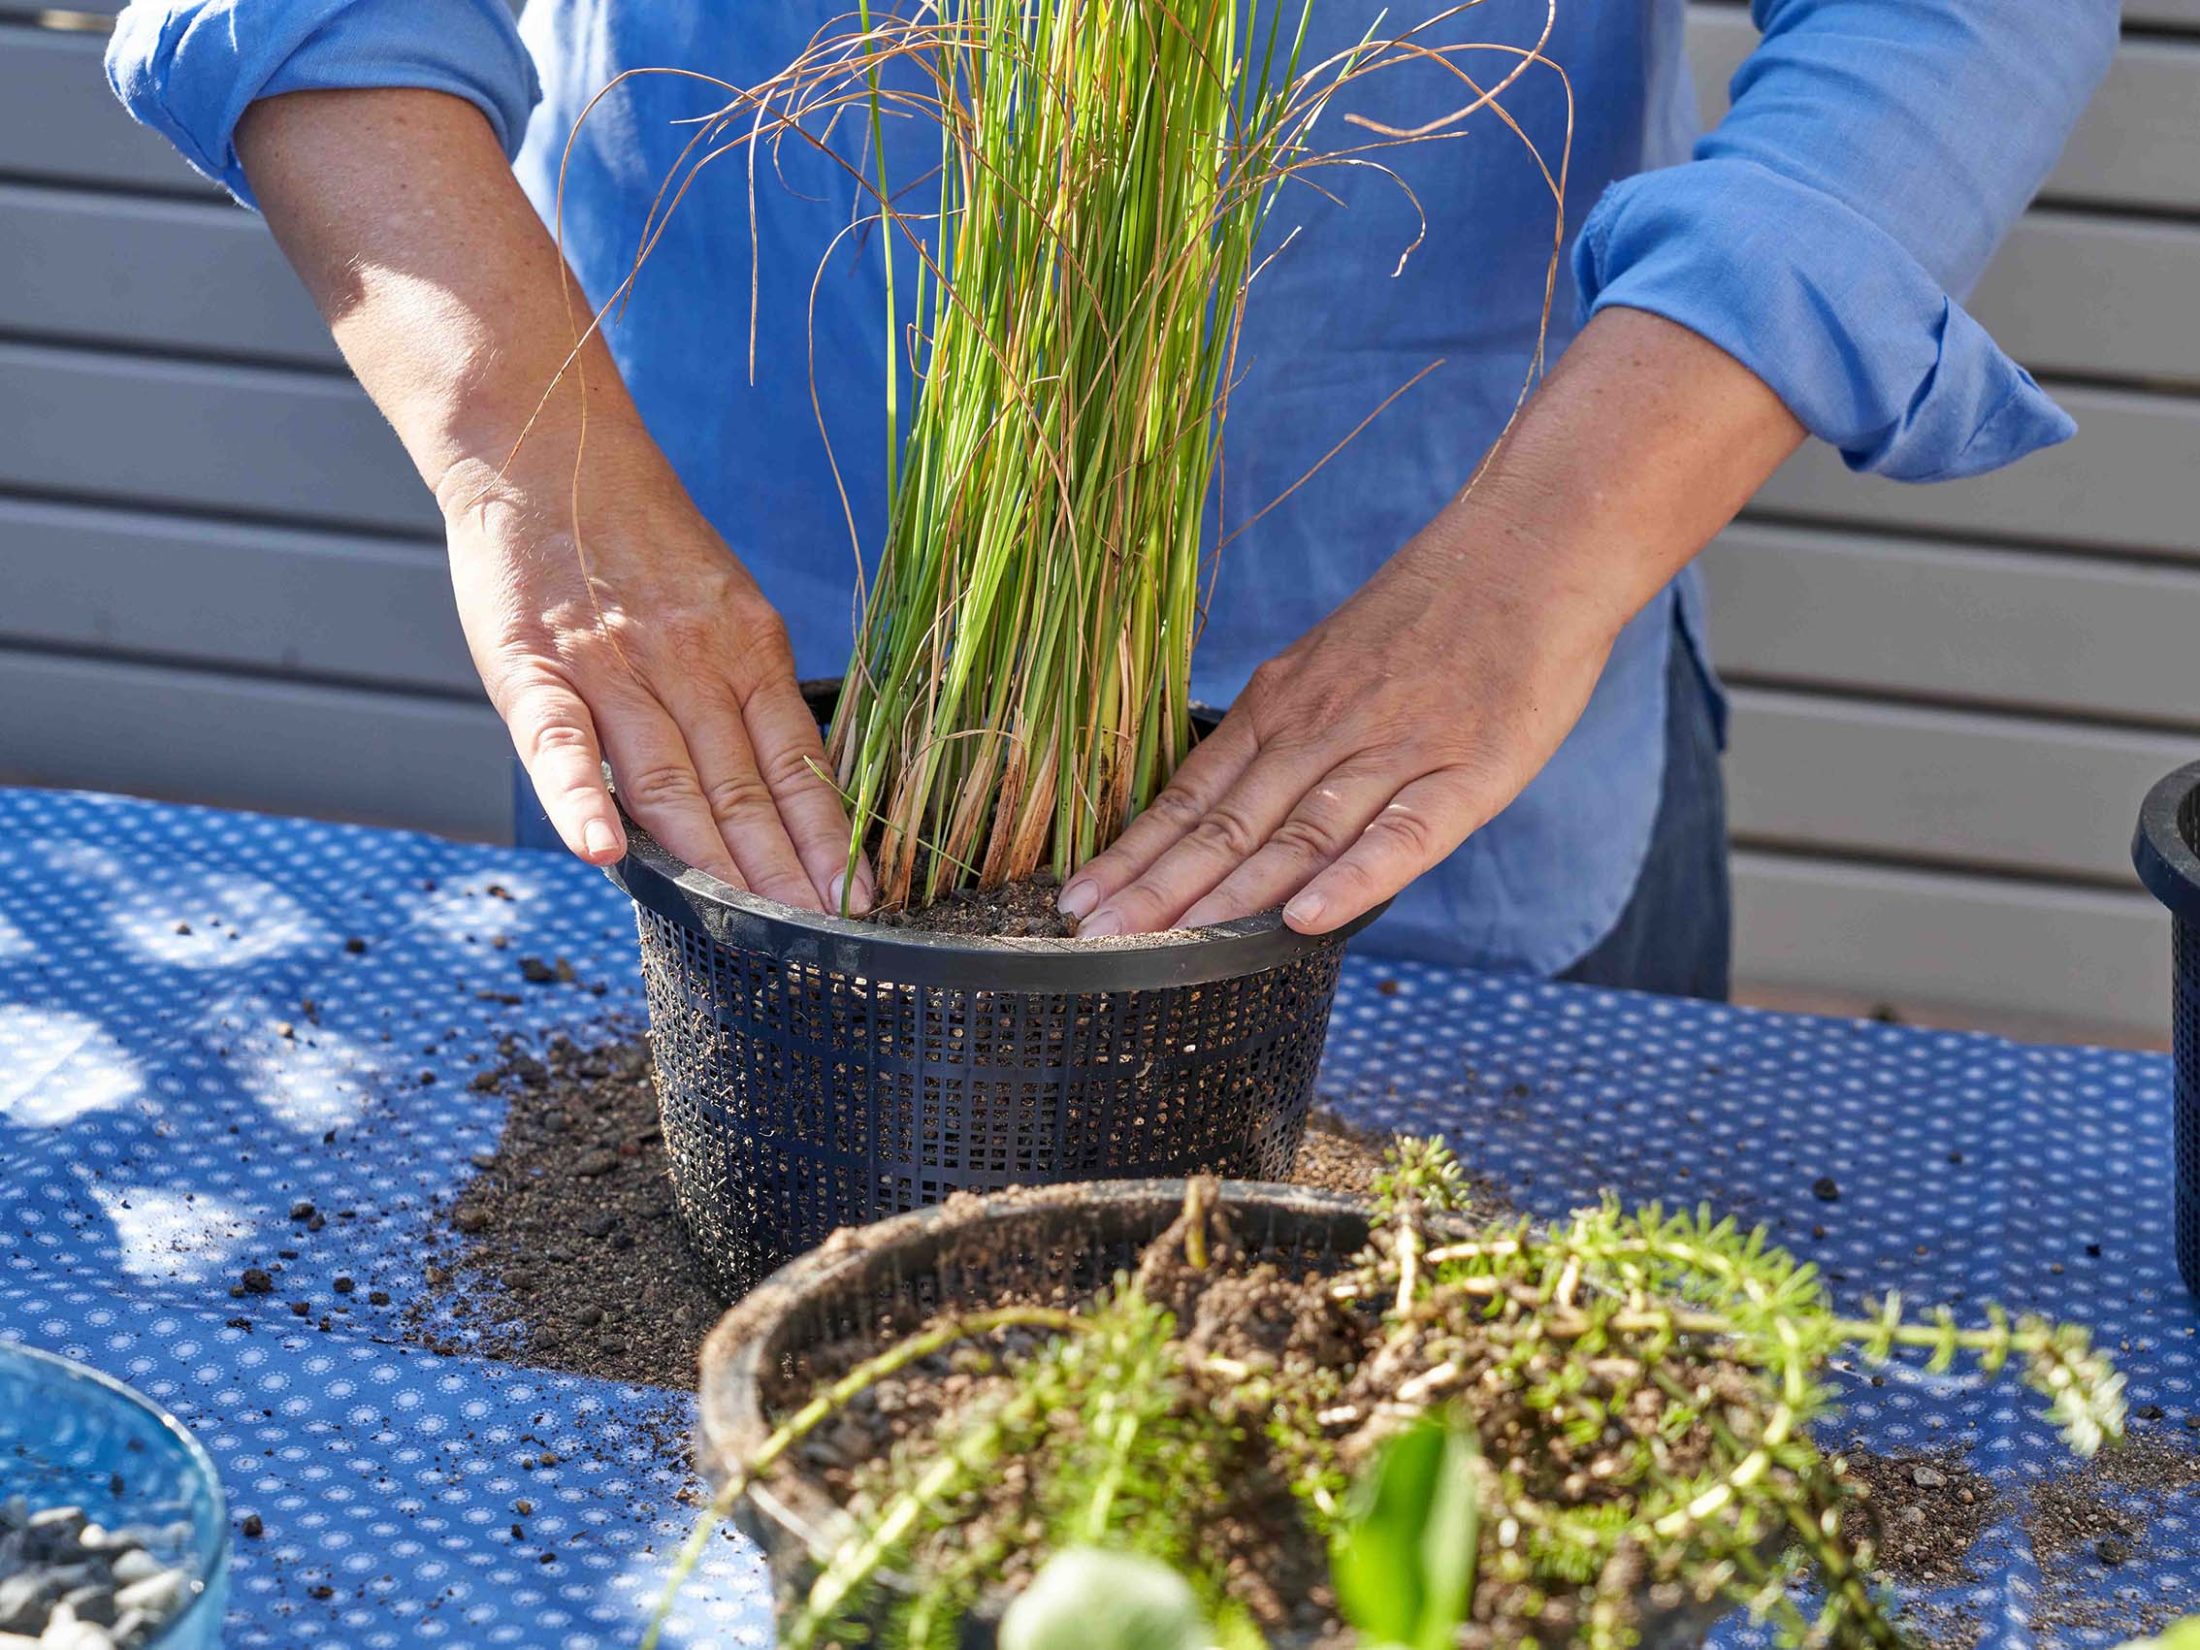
[1838,1426,2200,1647]
[2021,1427,2200,1639]
[1842,1444,2003,1586]
[406,1034,1399,1389]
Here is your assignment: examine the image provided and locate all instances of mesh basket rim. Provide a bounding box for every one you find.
[695,1178,1372,1489]
[609,814,1386,991]
[603,675,1384,989]
[2135,758,2200,924]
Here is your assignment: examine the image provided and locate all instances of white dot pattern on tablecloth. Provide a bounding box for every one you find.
[2,788,2195,1647]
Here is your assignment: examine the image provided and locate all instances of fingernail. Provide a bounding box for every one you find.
[1078,909,1124,939]
[1284,891,1326,929]
[829,871,871,915]
[584,819,621,860]
[1058,879,1099,919]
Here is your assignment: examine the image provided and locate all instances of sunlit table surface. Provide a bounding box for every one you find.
[1,788,2193,1648]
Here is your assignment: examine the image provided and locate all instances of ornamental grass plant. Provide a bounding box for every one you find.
[559,0,1570,913]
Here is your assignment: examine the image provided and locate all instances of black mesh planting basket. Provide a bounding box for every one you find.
[605,693,1379,1299]
[2134,757,2200,1295]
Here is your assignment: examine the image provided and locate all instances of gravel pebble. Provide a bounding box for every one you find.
[103,1556,156,1590]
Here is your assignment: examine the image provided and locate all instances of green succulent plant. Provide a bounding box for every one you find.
[644,1137,2124,1650]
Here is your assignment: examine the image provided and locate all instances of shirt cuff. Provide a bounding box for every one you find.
[1572,157,2074,483]
[106,0,540,210]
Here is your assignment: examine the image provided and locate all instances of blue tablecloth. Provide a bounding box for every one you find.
[1,788,2193,1648]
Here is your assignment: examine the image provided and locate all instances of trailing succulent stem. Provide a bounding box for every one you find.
[658,1148,2124,1650]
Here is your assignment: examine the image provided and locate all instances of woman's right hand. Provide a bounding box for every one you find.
[237,87,865,911]
[436,433,867,912]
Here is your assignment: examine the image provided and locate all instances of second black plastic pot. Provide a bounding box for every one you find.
[2134,757,2200,1295]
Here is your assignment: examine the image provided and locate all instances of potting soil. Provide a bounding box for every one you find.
[870,873,1078,938]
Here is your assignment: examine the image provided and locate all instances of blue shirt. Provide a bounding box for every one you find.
[108,0,2113,973]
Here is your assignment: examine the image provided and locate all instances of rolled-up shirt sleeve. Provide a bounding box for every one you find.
[1575,0,2118,481]
[106,0,540,209]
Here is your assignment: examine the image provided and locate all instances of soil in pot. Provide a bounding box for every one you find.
[871,872,1078,938]
[407,1034,1427,1389]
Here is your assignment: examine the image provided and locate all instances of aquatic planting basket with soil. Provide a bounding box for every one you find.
[609,687,1380,1299]
[669,1145,2127,1650]
[581,0,1571,1295]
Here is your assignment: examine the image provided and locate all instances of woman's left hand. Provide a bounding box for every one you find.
[1056,505,1620,938]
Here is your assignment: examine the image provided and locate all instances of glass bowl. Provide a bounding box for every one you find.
[0,1341,229,1648]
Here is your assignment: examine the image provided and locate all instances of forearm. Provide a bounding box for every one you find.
[1400,307,1804,645]
[236,85,648,505]
[234,85,856,904]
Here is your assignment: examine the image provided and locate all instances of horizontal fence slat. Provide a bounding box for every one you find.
[1700,522,2200,727]
[0,182,337,366]
[1687,8,2200,214]
[2128,0,2200,27]
[1733,850,2168,1035]
[27,332,2178,559]
[1725,687,2192,885]
[0,24,218,197]
[1971,211,2200,388]
[0,648,510,841]
[0,340,437,535]
[2047,36,2200,213]
[1746,383,2200,559]
[0,494,473,693]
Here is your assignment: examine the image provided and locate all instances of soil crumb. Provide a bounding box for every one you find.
[873,874,1076,938]
[1841,1445,2001,1585]
[415,1034,1416,1389]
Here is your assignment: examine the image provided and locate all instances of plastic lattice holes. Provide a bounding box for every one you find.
[632,909,1347,1299]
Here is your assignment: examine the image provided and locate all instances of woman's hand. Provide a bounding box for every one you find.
[439,435,864,909]
[1060,307,1807,937]
[1058,512,1616,938]
[238,87,864,909]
